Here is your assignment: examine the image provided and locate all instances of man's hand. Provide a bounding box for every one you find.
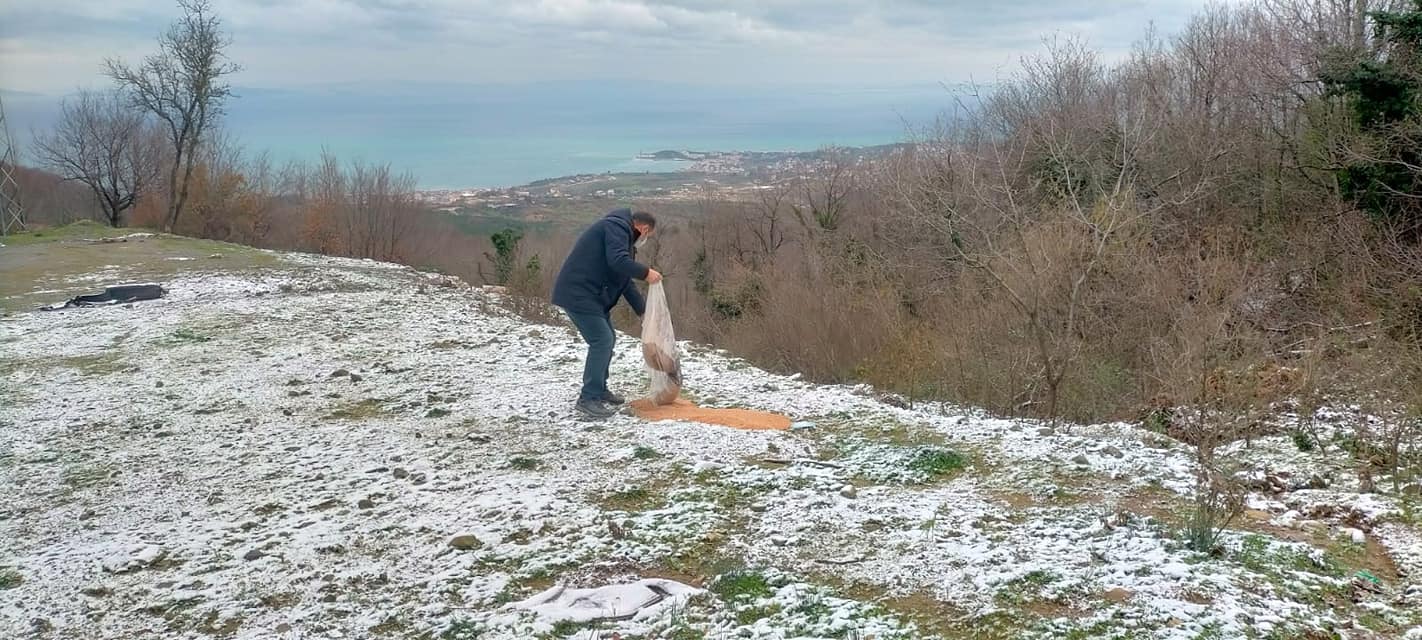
[646,268,663,284]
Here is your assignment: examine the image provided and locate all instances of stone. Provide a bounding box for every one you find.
[1071,454,1090,466]
[448,535,482,550]
[770,535,790,547]
[392,468,409,479]
[1037,427,1055,436]
[281,408,294,417]
[839,485,857,499]
[1103,587,1133,603]
[1402,483,1422,497]
[330,369,350,378]
[349,373,363,383]
[789,421,817,431]
[101,545,165,573]
[1101,446,1125,458]
[1300,520,1328,535]
[690,460,724,473]
[242,549,265,561]
[878,394,910,409]
[410,472,428,485]
[357,498,375,510]
[1344,527,1367,545]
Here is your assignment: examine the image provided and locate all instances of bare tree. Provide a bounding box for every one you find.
[344,160,419,261]
[883,35,1225,422]
[106,0,239,233]
[33,90,161,227]
[793,147,856,232]
[1144,251,1265,552]
[750,179,794,260]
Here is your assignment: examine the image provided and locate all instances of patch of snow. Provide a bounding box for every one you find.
[1,250,1416,639]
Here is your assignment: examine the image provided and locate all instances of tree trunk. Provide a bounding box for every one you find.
[170,142,199,233]
[164,148,184,233]
[1353,0,1368,51]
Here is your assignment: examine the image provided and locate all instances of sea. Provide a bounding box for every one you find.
[4,80,962,189]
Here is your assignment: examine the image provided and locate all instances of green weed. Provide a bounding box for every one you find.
[908,447,967,477]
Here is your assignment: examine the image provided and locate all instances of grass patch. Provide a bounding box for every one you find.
[63,464,112,489]
[440,620,481,640]
[908,447,967,477]
[711,569,774,602]
[632,445,661,460]
[425,407,452,419]
[1235,534,1343,578]
[852,443,971,485]
[994,570,1059,606]
[598,486,662,511]
[369,615,409,635]
[59,353,131,376]
[323,399,388,420]
[258,592,300,609]
[0,223,279,312]
[166,328,212,344]
[0,569,22,589]
[547,620,598,637]
[664,624,704,640]
[810,412,948,447]
[509,456,540,471]
[0,220,125,246]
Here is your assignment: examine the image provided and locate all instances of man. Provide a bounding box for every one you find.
[551,208,663,418]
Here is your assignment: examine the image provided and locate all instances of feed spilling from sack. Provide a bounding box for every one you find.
[629,398,791,431]
[641,282,681,405]
[635,282,790,430]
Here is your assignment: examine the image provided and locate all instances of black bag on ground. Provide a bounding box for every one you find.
[44,284,166,310]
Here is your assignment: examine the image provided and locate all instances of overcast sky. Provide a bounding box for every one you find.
[0,0,1218,95]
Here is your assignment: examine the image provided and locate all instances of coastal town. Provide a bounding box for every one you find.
[410,144,907,215]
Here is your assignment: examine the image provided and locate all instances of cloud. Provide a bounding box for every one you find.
[0,0,1216,94]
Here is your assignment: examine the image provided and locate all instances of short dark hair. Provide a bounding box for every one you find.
[631,211,656,228]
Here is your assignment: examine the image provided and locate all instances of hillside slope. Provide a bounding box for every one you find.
[1,231,1419,639]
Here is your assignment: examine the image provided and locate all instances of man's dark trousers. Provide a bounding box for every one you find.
[566,309,614,402]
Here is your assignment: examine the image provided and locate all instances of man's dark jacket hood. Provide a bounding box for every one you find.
[551,208,649,316]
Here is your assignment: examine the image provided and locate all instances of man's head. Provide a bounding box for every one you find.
[631,211,656,239]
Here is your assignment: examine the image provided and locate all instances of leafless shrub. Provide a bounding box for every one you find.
[1142,246,1269,552]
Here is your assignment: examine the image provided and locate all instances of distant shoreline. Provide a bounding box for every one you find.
[417,143,913,194]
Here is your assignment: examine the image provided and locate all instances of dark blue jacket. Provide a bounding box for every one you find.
[551,208,649,316]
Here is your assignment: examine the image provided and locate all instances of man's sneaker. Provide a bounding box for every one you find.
[575,399,617,419]
[602,391,626,405]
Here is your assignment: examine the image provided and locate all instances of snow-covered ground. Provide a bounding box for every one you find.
[1,246,1419,639]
